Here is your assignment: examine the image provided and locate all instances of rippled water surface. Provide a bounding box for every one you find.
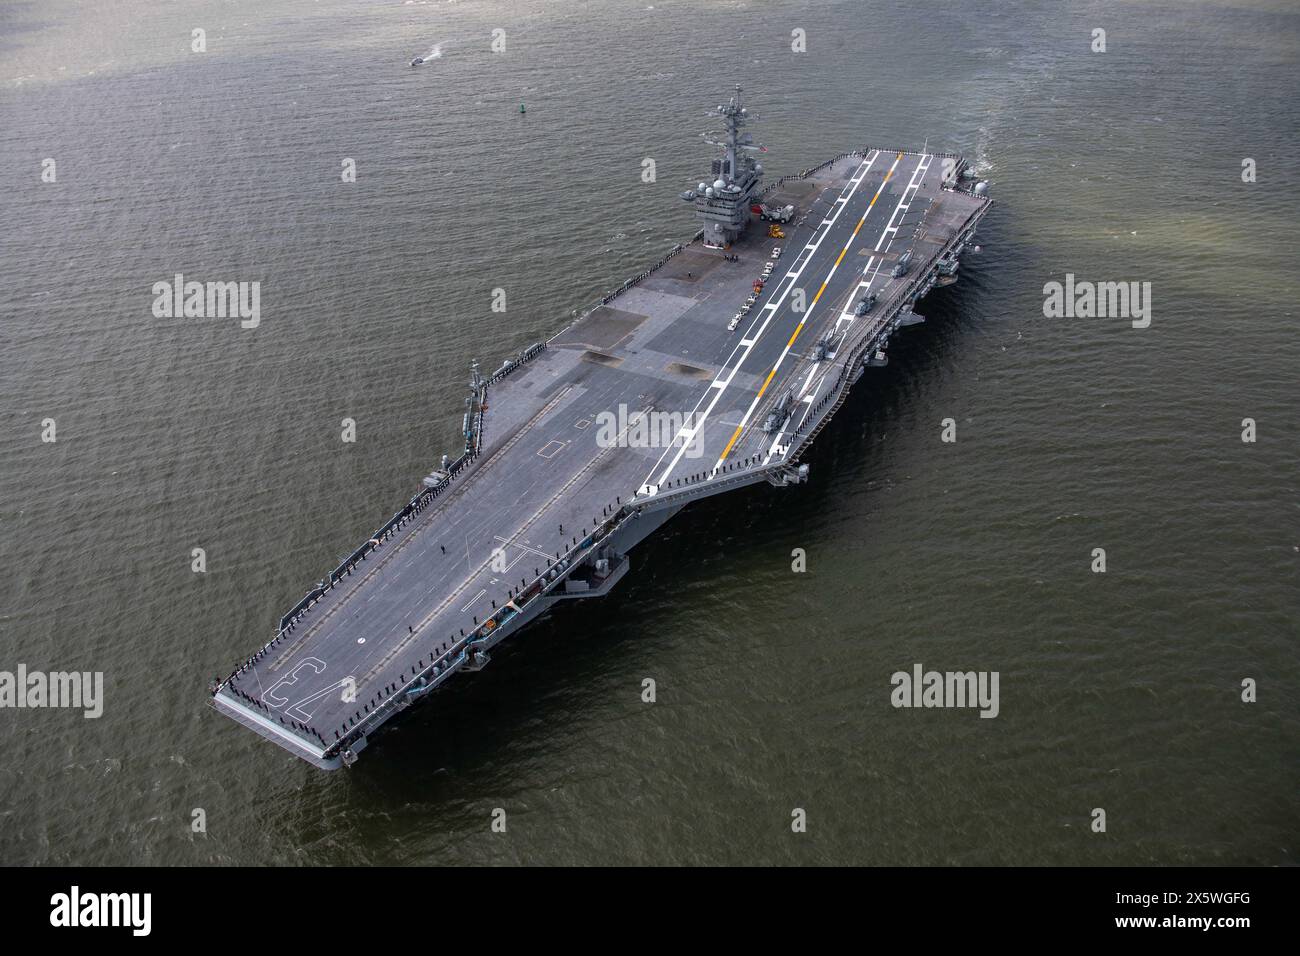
[1,0,1297,864]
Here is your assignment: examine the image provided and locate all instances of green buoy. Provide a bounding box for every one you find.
[519,103,526,114]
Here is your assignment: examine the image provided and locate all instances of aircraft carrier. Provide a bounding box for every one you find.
[210,89,992,769]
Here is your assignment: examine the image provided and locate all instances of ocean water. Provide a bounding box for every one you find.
[1,0,1296,865]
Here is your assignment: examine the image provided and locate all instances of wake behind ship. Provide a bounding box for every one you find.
[210,88,992,768]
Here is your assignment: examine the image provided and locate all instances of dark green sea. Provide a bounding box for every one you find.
[1,0,1296,864]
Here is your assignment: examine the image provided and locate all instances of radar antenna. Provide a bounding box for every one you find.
[701,86,766,185]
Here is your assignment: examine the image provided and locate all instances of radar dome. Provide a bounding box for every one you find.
[697,182,707,193]
[705,187,716,198]
[713,178,726,190]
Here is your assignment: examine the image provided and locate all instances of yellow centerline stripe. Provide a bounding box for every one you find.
[716,154,904,463]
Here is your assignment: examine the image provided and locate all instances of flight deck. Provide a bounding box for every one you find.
[211,92,992,769]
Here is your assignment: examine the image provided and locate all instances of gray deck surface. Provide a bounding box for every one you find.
[214,149,988,763]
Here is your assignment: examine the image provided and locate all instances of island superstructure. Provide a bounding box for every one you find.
[211,88,992,769]
[681,89,767,246]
